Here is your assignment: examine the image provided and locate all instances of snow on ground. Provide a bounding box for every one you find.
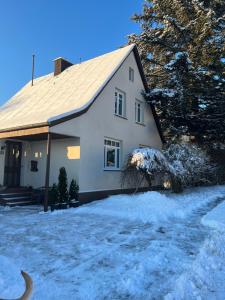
[165,231,225,300]
[77,185,225,223]
[202,201,225,230]
[0,185,225,299]
[166,197,225,300]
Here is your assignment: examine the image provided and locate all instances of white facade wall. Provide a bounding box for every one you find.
[20,138,80,188]
[50,52,162,192]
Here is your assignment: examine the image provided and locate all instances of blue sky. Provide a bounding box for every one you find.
[0,0,143,105]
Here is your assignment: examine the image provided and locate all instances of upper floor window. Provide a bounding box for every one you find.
[104,138,121,170]
[115,89,126,118]
[135,100,144,124]
[129,67,134,82]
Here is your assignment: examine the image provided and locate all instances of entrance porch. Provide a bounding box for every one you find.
[0,126,80,211]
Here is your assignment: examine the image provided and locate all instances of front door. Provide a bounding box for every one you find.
[4,141,22,187]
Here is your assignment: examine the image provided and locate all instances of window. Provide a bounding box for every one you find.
[129,67,134,82]
[104,138,121,170]
[115,89,126,117]
[31,160,38,172]
[135,100,144,124]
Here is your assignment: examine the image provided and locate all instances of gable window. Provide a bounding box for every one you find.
[104,138,121,170]
[135,100,144,124]
[129,67,134,82]
[115,89,126,117]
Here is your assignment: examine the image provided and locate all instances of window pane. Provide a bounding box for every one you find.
[118,98,123,115]
[142,104,144,123]
[135,102,137,121]
[106,148,115,167]
[112,141,115,146]
[104,146,106,167]
[116,148,120,168]
[105,140,111,146]
[138,104,141,122]
[135,101,144,123]
[116,142,120,147]
[115,93,118,114]
[129,68,134,81]
[115,90,126,117]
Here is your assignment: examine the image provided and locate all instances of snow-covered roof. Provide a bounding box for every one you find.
[0,44,135,131]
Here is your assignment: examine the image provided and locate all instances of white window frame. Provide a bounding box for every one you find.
[115,89,126,118]
[135,99,145,124]
[129,67,134,82]
[104,138,121,170]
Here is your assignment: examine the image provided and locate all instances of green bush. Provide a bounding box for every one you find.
[49,183,59,204]
[170,175,183,193]
[69,179,79,201]
[58,167,69,203]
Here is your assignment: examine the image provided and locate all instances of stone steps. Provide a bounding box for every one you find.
[0,191,41,207]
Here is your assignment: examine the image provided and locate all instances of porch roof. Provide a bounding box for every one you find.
[0,126,74,141]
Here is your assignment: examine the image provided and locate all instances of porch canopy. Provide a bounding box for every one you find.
[0,125,75,212]
[0,125,71,140]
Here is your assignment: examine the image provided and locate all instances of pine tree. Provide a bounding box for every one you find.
[129,0,225,143]
[58,167,69,203]
[49,183,59,204]
[69,179,79,201]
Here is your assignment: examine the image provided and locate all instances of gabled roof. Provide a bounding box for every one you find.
[0,45,135,131]
[0,44,164,142]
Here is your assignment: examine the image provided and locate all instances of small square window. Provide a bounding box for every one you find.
[129,67,134,82]
[31,160,38,172]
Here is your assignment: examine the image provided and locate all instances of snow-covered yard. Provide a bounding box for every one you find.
[0,186,225,299]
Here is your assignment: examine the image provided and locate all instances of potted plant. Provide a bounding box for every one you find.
[69,179,79,208]
[58,167,69,209]
[49,183,60,211]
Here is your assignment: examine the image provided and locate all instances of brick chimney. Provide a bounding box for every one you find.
[53,57,73,76]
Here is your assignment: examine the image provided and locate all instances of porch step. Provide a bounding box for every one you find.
[0,191,41,207]
[0,192,32,198]
[3,200,39,207]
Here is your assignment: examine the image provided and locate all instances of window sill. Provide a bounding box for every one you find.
[104,168,121,172]
[135,121,145,126]
[114,114,127,120]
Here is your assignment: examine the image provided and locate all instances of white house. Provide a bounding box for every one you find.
[0,44,163,208]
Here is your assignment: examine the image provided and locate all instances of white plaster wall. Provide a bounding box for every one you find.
[51,51,162,192]
[0,140,6,186]
[20,138,80,188]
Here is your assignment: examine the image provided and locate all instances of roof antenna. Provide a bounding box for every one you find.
[31,54,35,86]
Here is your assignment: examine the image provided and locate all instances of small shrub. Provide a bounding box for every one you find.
[170,175,183,193]
[124,147,183,193]
[69,179,79,201]
[163,143,215,187]
[58,167,69,203]
[49,183,59,204]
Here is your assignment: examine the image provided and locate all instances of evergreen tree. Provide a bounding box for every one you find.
[49,183,59,204]
[129,0,225,143]
[58,167,68,203]
[69,179,79,201]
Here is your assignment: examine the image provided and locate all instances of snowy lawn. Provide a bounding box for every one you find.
[0,185,225,299]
